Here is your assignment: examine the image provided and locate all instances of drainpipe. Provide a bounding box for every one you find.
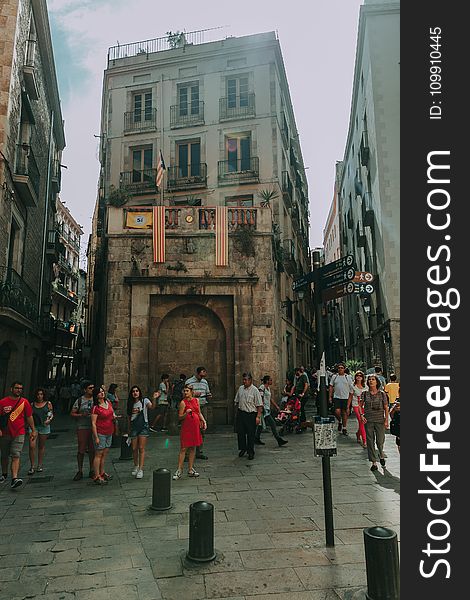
[38,109,54,316]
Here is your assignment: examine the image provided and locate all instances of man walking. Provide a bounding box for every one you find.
[0,381,37,489]
[328,362,354,435]
[70,381,95,480]
[254,375,288,447]
[186,367,212,459]
[294,366,310,423]
[234,373,263,460]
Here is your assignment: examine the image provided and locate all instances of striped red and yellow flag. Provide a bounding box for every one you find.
[153,206,166,263]
[215,206,228,266]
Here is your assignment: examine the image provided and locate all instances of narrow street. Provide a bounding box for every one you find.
[0,412,399,600]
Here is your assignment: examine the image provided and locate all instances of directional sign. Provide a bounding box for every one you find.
[322,281,355,302]
[353,282,375,295]
[292,271,316,291]
[319,254,355,277]
[321,267,356,290]
[353,271,374,283]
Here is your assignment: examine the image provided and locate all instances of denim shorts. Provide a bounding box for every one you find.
[130,423,150,438]
[94,434,112,450]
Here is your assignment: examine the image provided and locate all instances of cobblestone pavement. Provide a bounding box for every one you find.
[0,411,400,600]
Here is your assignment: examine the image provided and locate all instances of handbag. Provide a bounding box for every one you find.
[0,399,22,430]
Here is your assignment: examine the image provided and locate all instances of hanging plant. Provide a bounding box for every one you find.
[233,225,256,257]
[107,185,129,207]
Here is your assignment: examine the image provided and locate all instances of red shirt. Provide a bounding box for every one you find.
[91,402,115,436]
[0,396,33,437]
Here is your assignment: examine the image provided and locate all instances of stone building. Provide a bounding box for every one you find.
[335,0,400,375]
[46,199,83,384]
[88,31,313,424]
[0,0,65,395]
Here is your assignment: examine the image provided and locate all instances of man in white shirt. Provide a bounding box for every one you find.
[328,363,354,435]
[234,373,263,460]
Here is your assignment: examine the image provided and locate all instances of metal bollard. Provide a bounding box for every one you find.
[186,501,216,562]
[363,526,400,600]
[149,468,172,511]
[119,434,133,460]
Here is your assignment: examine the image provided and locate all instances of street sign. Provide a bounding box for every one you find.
[319,254,355,277]
[353,282,375,294]
[313,416,337,457]
[353,271,374,283]
[321,267,356,289]
[321,281,355,302]
[292,270,316,291]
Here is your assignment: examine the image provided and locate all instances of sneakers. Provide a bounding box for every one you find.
[28,467,35,475]
[380,458,386,467]
[11,478,23,489]
[370,464,378,471]
[135,469,144,479]
[0,475,6,484]
[149,427,159,433]
[36,466,43,473]
[102,472,113,481]
[93,476,106,485]
[131,465,139,476]
[188,468,199,478]
[160,428,168,432]
[172,469,182,480]
[277,438,288,446]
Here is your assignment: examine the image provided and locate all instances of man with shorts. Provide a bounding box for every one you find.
[328,363,354,435]
[0,381,37,489]
[70,381,95,480]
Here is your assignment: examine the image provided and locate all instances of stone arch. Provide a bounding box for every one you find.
[153,303,229,424]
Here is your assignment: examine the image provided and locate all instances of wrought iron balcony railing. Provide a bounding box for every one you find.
[15,144,40,196]
[170,102,204,128]
[217,157,259,184]
[282,171,293,207]
[124,109,157,133]
[167,163,207,190]
[219,93,255,120]
[0,266,38,322]
[120,169,158,193]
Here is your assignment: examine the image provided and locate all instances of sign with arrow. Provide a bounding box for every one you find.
[353,282,375,295]
[292,270,316,291]
[319,254,355,277]
[322,281,355,302]
[353,271,374,283]
[321,267,356,290]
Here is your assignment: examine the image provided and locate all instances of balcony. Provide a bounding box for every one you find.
[219,94,255,121]
[46,230,64,261]
[13,144,40,206]
[290,203,300,228]
[51,159,61,192]
[170,102,204,128]
[23,39,39,100]
[0,266,38,323]
[362,191,374,227]
[58,254,73,273]
[282,171,293,208]
[124,109,157,133]
[56,226,80,252]
[51,280,78,305]
[167,163,207,191]
[282,239,297,275]
[120,169,158,194]
[360,131,370,167]
[218,157,259,185]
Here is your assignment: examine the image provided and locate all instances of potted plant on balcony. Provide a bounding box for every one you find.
[258,187,279,208]
[233,225,256,257]
[107,185,130,207]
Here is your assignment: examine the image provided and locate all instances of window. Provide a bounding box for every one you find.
[227,76,249,108]
[8,216,25,274]
[226,135,251,171]
[132,147,153,183]
[225,194,253,207]
[178,83,200,116]
[176,140,201,177]
[133,92,152,123]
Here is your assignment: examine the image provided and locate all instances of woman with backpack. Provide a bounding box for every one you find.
[361,374,389,471]
[28,388,53,475]
[127,386,158,479]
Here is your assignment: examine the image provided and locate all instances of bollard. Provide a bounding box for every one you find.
[149,468,172,511]
[119,434,133,461]
[186,501,216,562]
[111,434,121,448]
[363,526,400,600]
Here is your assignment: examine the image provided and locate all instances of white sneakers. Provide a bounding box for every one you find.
[188,468,199,478]
[132,466,144,478]
[172,469,182,480]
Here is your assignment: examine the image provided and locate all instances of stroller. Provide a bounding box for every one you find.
[276,396,302,434]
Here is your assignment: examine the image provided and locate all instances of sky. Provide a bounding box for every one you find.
[48,0,363,264]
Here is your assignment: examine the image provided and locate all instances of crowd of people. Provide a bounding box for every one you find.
[0,363,400,490]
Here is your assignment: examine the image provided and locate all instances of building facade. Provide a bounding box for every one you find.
[0,0,65,395]
[336,0,400,375]
[88,31,313,423]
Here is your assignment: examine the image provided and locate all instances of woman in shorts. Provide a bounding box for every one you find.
[28,388,54,474]
[90,386,117,484]
[127,386,158,479]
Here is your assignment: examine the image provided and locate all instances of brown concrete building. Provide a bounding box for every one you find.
[88,31,313,424]
[0,0,65,395]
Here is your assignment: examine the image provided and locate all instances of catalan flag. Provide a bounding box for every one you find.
[153,206,166,262]
[215,206,228,266]
[156,149,166,188]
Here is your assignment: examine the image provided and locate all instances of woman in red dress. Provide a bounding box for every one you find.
[173,385,207,480]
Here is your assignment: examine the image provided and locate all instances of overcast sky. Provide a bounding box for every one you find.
[48,0,363,263]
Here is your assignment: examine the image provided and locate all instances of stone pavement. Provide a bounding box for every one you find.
[0,412,400,600]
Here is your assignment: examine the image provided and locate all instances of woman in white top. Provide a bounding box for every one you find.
[127,386,158,479]
[350,371,367,448]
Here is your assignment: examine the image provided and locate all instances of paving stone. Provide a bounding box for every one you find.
[157,575,206,600]
[250,593,342,600]
[240,547,331,569]
[104,567,155,587]
[294,565,367,590]
[46,573,107,593]
[75,584,139,600]
[204,567,304,597]
[77,556,133,574]
[215,533,274,552]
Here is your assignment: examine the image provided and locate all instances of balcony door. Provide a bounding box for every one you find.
[133,92,152,123]
[178,84,200,117]
[132,147,153,183]
[177,141,200,178]
[226,136,251,172]
[227,77,248,108]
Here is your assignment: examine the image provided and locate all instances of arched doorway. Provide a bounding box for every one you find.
[155,303,229,424]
